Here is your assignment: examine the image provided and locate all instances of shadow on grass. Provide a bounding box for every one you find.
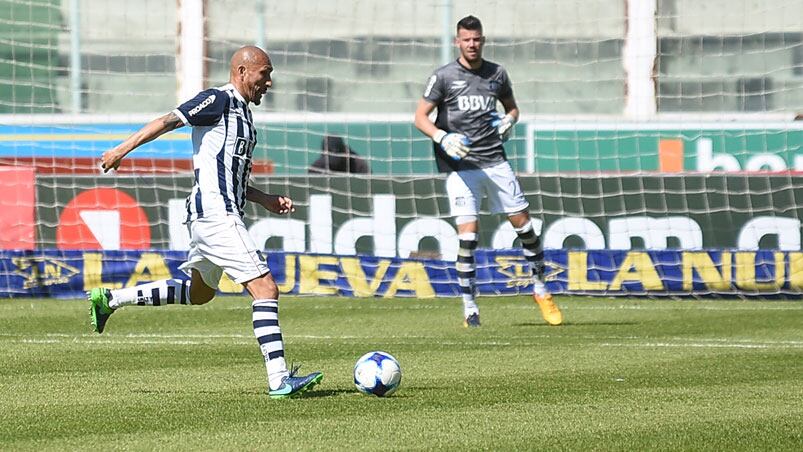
[131,387,358,398]
[299,388,360,399]
[511,321,639,327]
[131,388,266,396]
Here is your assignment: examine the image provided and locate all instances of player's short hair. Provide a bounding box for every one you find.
[456,15,482,34]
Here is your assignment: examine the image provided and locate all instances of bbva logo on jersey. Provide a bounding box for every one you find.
[457,95,493,111]
[188,95,216,117]
[234,137,255,158]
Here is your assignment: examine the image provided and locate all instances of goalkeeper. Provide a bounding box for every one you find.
[414,15,562,328]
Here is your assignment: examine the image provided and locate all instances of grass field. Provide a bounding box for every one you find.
[1,295,802,451]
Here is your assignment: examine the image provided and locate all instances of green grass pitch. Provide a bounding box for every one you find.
[1,296,801,450]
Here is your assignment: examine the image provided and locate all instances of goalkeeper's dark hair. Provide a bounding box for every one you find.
[456,15,482,33]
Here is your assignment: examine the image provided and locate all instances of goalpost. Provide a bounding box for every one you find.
[0,0,801,297]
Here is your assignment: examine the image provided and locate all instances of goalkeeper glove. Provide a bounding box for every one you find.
[490,112,517,142]
[433,130,471,160]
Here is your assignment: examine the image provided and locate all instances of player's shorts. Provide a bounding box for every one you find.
[445,160,529,217]
[178,214,269,289]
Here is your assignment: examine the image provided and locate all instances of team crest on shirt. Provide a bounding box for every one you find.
[488,80,500,91]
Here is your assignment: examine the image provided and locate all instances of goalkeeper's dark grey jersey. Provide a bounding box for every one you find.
[422,59,513,172]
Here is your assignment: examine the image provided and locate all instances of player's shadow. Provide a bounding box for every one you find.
[303,388,419,399]
[301,388,355,398]
[133,388,357,398]
[512,321,638,327]
[132,388,268,396]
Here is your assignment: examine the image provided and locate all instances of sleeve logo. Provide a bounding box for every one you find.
[188,94,216,116]
[423,75,437,97]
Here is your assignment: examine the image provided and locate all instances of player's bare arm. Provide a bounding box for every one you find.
[493,95,520,141]
[246,185,295,214]
[413,99,439,139]
[416,98,471,160]
[101,111,184,172]
[500,95,520,122]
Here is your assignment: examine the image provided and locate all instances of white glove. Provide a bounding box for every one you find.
[490,112,516,142]
[433,129,471,160]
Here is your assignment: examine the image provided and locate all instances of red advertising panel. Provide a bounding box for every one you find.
[0,166,36,250]
[56,188,151,250]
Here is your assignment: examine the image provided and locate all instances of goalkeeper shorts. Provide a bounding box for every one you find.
[445,161,529,217]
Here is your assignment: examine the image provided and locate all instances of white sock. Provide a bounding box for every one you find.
[457,232,478,318]
[532,278,548,297]
[462,295,479,318]
[109,279,191,309]
[252,299,289,390]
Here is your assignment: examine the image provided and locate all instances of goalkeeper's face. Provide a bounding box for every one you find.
[456,28,485,64]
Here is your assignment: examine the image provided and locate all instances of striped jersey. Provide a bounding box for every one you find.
[173,83,257,221]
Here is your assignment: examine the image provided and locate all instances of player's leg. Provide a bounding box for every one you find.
[245,274,289,393]
[446,170,482,327]
[244,273,321,399]
[203,215,320,398]
[456,218,480,327]
[87,242,215,334]
[507,211,547,296]
[507,210,561,325]
[485,162,562,325]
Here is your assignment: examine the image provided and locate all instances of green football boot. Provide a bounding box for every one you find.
[88,288,114,334]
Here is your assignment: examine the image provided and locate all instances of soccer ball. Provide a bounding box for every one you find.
[353,351,402,397]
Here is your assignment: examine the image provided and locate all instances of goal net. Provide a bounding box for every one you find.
[1,0,802,297]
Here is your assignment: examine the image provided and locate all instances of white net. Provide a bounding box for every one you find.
[0,0,802,297]
[656,0,803,112]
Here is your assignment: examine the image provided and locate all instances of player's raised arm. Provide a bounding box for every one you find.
[101,111,184,172]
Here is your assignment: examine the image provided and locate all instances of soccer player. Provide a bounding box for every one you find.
[89,46,323,398]
[414,16,563,328]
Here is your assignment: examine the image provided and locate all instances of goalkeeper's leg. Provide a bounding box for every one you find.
[457,228,480,327]
[447,173,483,327]
[509,212,563,326]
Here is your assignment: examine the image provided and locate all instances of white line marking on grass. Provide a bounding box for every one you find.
[4,333,802,351]
[5,332,803,344]
[7,336,513,347]
[12,338,216,346]
[598,342,803,349]
[663,337,803,345]
[13,337,799,349]
[501,304,803,311]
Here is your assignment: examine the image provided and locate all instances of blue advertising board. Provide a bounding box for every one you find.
[2,249,801,298]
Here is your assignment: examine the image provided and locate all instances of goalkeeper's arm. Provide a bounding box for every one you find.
[414,99,470,160]
[100,112,184,172]
[493,95,520,141]
[413,99,443,142]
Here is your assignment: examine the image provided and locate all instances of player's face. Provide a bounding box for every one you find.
[456,28,484,63]
[244,60,273,105]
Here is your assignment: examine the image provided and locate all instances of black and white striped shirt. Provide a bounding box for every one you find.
[173,83,257,221]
